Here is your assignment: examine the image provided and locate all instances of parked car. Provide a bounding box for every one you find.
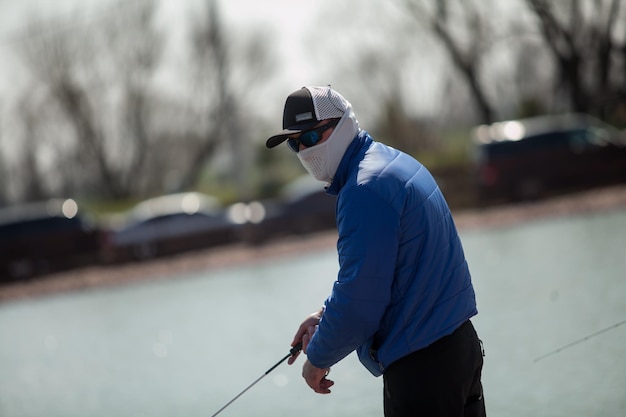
[101,192,239,262]
[472,113,626,203]
[234,176,337,244]
[0,199,102,281]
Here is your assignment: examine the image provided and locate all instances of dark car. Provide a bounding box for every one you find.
[233,176,337,244]
[473,113,626,203]
[0,199,102,281]
[102,192,239,262]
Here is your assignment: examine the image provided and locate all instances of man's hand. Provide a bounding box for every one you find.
[288,309,323,365]
[302,359,334,394]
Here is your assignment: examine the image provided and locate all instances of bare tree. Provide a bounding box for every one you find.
[175,0,229,193]
[8,0,276,204]
[16,0,164,199]
[15,94,46,202]
[400,0,626,123]
[525,0,626,120]
[403,0,497,124]
[182,0,274,198]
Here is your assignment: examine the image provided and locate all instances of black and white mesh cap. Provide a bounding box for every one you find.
[265,86,348,148]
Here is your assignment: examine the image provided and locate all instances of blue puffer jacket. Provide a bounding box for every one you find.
[305,131,478,377]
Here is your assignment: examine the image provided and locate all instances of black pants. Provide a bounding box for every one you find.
[383,320,486,417]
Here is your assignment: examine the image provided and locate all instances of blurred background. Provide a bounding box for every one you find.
[2,0,626,278]
[1,0,625,205]
[1,1,626,415]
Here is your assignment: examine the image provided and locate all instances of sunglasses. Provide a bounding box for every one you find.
[287,119,340,153]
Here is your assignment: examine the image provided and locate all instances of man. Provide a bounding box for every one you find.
[265,86,486,416]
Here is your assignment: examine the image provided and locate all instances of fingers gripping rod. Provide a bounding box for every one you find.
[210,343,302,417]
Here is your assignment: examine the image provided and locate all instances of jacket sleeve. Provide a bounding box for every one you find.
[305,185,400,369]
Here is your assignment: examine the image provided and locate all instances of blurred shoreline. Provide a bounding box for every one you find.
[2,184,626,303]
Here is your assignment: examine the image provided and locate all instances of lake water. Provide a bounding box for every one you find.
[1,208,625,417]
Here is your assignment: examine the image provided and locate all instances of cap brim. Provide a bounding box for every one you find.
[265,129,299,148]
[265,122,318,148]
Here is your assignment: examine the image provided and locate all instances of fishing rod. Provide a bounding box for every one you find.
[533,318,626,363]
[210,342,303,417]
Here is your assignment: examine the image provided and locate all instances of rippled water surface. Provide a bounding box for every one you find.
[1,209,625,417]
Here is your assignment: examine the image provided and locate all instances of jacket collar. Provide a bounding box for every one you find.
[326,130,372,195]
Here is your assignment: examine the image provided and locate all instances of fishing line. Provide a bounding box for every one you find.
[533,318,626,363]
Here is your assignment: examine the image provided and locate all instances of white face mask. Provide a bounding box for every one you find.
[296,104,359,182]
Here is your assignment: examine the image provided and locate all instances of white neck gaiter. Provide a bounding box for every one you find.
[296,104,359,183]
